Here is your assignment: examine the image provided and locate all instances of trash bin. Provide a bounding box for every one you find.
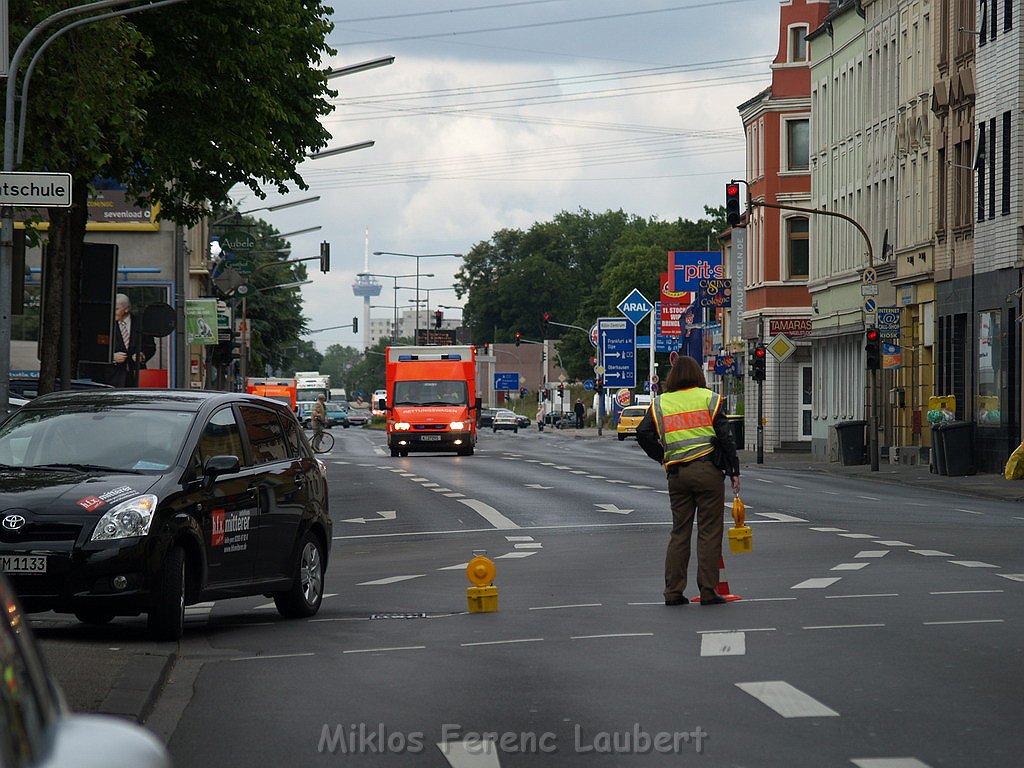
[930,424,947,475]
[726,414,744,449]
[834,420,867,465]
[938,421,976,476]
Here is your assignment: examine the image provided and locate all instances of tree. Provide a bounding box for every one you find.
[319,345,364,391]
[11,0,336,392]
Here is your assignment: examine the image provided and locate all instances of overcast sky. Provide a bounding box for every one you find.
[235,0,779,351]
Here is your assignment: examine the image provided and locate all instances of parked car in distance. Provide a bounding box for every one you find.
[0,390,332,640]
[324,400,349,428]
[617,404,649,440]
[0,571,172,767]
[346,402,371,426]
[492,409,519,433]
[514,412,530,428]
[478,408,497,428]
[554,412,579,429]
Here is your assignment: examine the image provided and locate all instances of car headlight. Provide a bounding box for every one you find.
[394,422,411,431]
[91,494,158,541]
[449,421,465,430]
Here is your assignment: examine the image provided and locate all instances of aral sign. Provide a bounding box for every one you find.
[0,172,72,207]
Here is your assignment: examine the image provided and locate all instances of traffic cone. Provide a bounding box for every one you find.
[690,556,741,603]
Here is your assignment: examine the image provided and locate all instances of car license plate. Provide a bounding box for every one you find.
[419,434,442,441]
[1,555,46,574]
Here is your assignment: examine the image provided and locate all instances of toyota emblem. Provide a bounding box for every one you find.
[2,514,26,531]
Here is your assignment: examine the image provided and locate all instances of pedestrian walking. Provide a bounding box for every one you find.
[636,355,740,606]
[574,398,585,429]
[536,402,545,432]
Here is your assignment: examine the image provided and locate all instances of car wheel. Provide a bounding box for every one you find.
[458,445,474,456]
[400,450,409,457]
[343,423,350,429]
[493,427,497,433]
[74,609,115,625]
[514,427,518,434]
[390,447,399,457]
[147,545,186,641]
[618,434,625,441]
[274,532,325,619]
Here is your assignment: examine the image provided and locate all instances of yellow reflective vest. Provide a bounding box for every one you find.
[652,387,722,467]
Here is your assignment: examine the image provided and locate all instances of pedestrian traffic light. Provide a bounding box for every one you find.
[319,241,331,273]
[865,326,881,370]
[558,384,564,397]
[751,344,766,381]
[542,312,550,335]
[726,183,742,227]
[541,389,548,401]
[352,316,358,333]
[514,331,521,347]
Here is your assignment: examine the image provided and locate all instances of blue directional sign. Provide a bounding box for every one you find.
[598,317,636,388]
[494,372,519,391]
[617,288,654,325]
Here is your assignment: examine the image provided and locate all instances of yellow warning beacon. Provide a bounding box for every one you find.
[466,553,498,613]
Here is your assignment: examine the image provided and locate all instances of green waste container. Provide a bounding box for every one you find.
[835,420,868,465]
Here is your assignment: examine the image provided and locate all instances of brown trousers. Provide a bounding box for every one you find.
[663,457,725,601]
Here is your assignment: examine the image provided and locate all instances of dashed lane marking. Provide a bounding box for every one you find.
[461,638,544,647]
[700,631,746,657]
[431,487,452,492]
[838,533,878,539]
[810,527,847,532]
[997,573,1024,582]
[524,484,553,489]
[851,758,934,768]
[874,540,913,546]
[757,513,806,522]
[954,508,983,515]
[529,603,602,611]
[443,492,465,498]
[230,653,315,662]
[855,551,889,558]
[803,623,885,630]
[736,598,796,603]
[792,577,842,589]
[755,478,774,483]
[930,590,1003,595]
[922,619,1004,626]
[514,543,543,549]
[910,550,954,557]
[506,535,535,541]
[437,563,469,571]
[343,646,426,654]
[831,563,870,571]
[735,681,839,718]
[571,633,653,640]
[856,495,881,501]
[358,575,425,586]
[783,485,802,490]
[948,560,998,568]
[825,593,898,600]
[496,551,536,559]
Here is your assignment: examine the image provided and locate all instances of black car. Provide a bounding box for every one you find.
[478,408,497,428]
[0,390,332,640]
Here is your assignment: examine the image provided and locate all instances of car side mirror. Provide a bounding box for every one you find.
[202,455,240,491]
[472,397,482,412]
[376,398,387,411]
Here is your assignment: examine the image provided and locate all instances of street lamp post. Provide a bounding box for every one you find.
[357,272,433,343]
[373,252,461,343]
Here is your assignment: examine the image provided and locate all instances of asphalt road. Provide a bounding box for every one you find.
[39,426,1024,766]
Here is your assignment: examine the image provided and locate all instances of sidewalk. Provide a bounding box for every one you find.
[543,424,1024,503]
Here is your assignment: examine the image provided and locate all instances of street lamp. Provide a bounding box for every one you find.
[309,140,375,160]
[211,195,320,227]
[358,272,433,343]
[397,285,457,327]
[327,56,395,79]
[373,251,462,341]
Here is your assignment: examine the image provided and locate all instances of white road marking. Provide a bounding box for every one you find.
[629,484,655,490]
[930,589,1003,595]
[948,560,999,568]
[431,487,453,493]
[410,477,430,482]
[997,573,1024,582]
[332,460,351,465]
[856,495,881,501]
[358,575,425,586]
[910,549,954,557]
[529,603,602,611]
[553,465,571,470]
[571,633,653,640]
[700,632,746,656]
[907,502,928,506]
[496,551,536,559]
[342,510,397,524]
[437,740,502,768]
[923,619,1004,626]
[954,508,983,515]
[587,475,607,479]
[874,540,913,546]
[738,598,797,603]
[605,479,629,484]
[804,623,885,630]
[755,478,774,483]
[757,513,807,522]
[343,646,427,654]
[832,563,870,571]
[570,470,589,474]
[506,536,534,541]
[855,551,889,558]
[524,484,553,489]
[784,485,802,490]
[514,542,543,549]
[825,593,899,600]
[735,681,839,718]
[421,483,440,488]
[655,490,669,494]
[792,577,842,589]
[437,562,470,571]
[838,533,878,539]
[458,498,519,529]
[460,638,544,647]
[595,503,633,515]
[851,759,934,768]
[697,627,777,633]
[810,527,847,532]
[231,652,316,661]
[252,594,338,611]
[444,492,466,498]
[539,462,556,466]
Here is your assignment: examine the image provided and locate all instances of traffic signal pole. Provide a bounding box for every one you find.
[757,379,764,465]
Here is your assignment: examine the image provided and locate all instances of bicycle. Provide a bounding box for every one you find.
[309,428,334,454]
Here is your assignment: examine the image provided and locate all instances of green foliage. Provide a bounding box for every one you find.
[318,344,364,390]
[342,339,388,400]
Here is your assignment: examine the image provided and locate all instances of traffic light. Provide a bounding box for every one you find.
[865,327,881,370]
[542,312,550,335]
[751,344,766,381]
[352,316,358,333]
[595,377,604,394]
[434,310,443,328]
[557,384,564,397]
[514,331,521,347]
[541,389,548,401]
[726,183,742,227]
[319,241,331,273]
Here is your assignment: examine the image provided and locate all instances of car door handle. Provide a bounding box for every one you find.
[294,473,305,489]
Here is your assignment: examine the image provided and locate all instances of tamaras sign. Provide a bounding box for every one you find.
[768,318,812,338]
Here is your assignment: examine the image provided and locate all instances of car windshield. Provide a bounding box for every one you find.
[622,407,648,418]
[0,406,195,472]
[325,402,347,414]
[393,380,467,406]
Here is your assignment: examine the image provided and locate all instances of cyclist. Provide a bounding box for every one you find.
[311,394,328,450]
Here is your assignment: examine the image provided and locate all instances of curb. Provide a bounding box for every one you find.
[98,649,177,724]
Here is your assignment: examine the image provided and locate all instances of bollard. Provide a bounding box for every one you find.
[466,553,498,613]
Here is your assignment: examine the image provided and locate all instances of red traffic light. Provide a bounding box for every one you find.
[726,183,740,196]
[865,328,880,342]
[754,347,766,359]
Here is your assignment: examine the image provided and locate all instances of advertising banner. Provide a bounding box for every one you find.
[185,299,218,346]
[668,251,724,293]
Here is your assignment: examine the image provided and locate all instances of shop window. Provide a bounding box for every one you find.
[977,310,1002,427]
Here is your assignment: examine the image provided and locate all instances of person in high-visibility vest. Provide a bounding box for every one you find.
[636,355,740,606]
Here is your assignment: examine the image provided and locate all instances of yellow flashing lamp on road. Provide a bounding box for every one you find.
[466,554,498,613]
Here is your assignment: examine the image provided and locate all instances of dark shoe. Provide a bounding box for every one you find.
[700,593,728,605]
[664,597,688,606]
